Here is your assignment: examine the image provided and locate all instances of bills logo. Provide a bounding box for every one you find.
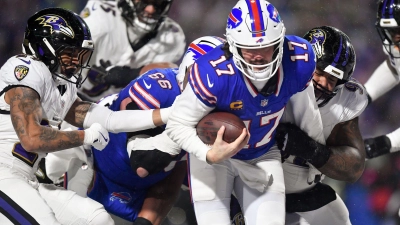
[14,65,29,81]
[110,192,132,204]
[227,8,243,29]
[256,38,264,43]
[307,29,326,58]
[185,37,224,61]
[267,4,281,23]
[35,15,75,38]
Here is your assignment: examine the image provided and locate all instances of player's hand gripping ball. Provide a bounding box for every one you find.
[196,112,246,145]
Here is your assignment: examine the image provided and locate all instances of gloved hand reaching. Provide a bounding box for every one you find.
[90,59,142,87]
[83,123,109,151]
[275,123,331,168]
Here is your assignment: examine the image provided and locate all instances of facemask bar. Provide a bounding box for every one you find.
[132,0,171,31]
[53,45,93,88]
[227,27,285,82]
[312,79,337,107]
[377,23,400,58]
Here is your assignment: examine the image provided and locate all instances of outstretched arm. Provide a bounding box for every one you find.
[64,97,171,132]
[6,86,84,152]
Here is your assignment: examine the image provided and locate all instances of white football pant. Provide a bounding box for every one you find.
[283,162,351,225]
[189,148,285,225]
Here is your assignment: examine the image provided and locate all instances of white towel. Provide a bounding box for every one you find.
[129,131,182,156]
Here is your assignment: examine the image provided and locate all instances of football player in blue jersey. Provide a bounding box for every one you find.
[275,26,365,225]
[160,0,325,224]
[83,36,225,225]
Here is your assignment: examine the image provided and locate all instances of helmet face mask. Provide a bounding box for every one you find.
[119,0,172,32]
[376,0,400,58]
[225,0,285,81]
[303,26,356,107]
[22,8,94,88]
[312,69,339,107]
[377,26,400,58]
[56,47,93,85]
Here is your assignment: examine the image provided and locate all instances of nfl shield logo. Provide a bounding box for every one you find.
[261,99,268,107]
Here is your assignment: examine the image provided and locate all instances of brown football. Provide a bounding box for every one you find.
[196,112,246,145]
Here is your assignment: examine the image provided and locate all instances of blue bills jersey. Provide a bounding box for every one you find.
[189,35,315,160]
[88,67,184,221]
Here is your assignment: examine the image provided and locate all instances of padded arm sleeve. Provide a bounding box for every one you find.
[83,103,156,133]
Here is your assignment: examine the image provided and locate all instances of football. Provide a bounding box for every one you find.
[196,112,246,145]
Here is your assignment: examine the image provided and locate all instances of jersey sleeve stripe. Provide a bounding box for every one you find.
[132,82,160,108]
[129,83,160,109]
[129,89,151,110]
[189,70,215,105]
[190,63,217,105]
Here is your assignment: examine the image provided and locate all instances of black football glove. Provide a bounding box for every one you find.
[364,135,391,159]
[275,123,331,168]
[129,149,173,176]
[91,59,143,87]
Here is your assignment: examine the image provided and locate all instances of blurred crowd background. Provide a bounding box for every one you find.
[1,0,399,224]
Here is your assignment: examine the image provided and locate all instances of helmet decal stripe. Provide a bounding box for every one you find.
[342,44,349,66]
[382,0,394,18]
[332,36,343,67]
[188,43,207,55]
[245,0,265,37]
[390,0,395,17]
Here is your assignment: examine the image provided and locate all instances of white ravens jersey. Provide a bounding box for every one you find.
[79,0,186,101]
[282,79,368,140]
[282,79,368,193]
[318,79,368,139]
[0,55,77,177]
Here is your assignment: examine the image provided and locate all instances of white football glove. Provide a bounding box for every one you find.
[83,123,109,151]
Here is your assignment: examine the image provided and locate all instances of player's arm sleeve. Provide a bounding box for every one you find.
[165,63,219,161]
[83,74,178,132]
[165,86,214,162]
[342,81,369,121]
[364,59,400,102]
[282,82,325,145]
[83,103,156,133]
[3,58,47,99]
